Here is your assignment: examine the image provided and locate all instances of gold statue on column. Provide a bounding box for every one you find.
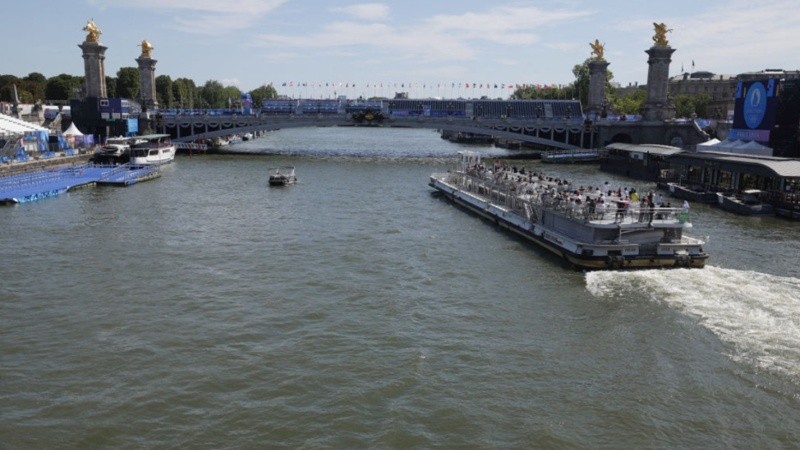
[652,22,672,46]
[589,39,605,61]
[140,39,154,58]
[82,19,102,43]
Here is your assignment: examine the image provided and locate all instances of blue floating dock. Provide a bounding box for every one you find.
[0,163,161,204]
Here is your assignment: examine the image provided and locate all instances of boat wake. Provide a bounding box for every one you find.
[586,266,800,382]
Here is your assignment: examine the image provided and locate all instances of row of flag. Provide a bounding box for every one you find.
[278,82,567,90]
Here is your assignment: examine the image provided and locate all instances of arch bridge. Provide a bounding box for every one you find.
[156,99,597,150]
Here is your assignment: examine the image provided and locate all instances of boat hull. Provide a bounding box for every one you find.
[716,193,774,216]
[431,176,707,270]
[668,183,718,203]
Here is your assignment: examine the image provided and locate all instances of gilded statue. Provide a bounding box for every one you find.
[83,19,102,43]
[140,39,154,58]
[653,22,672,46]
[589,39,605,61]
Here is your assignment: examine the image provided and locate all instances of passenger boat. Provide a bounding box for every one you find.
[129,134,176,165]
[429,151,708,270]
[268,166,297,186]
[716,189,774,216]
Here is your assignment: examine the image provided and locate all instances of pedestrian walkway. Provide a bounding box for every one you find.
[0,163,160,204]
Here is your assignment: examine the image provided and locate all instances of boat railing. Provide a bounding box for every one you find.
[450,171,692,225]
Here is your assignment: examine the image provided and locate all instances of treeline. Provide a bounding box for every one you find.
[512,58,711,118]
[0,69,277,109]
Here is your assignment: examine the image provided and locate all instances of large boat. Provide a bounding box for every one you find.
[268,166,297,186]
[129,134,176,165]
[429,151,709,270]
[716,189,774,216]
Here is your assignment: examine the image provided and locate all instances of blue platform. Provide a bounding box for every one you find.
[0,163,161,204]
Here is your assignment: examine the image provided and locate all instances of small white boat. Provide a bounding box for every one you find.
[94,136,132,158]
[268,166,297,186]
[129,134,176,165]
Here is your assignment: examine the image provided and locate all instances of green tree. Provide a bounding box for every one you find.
[0,75,21,102]
[116,67,140,99]
[105,76,117,98]
[221,85,242,108]
[199,80,225,108]
[45,74,81,100]
[155,75,174,108]
[172,78,196,109]
[249,83,278,107]
[22,72,47,101]
[609,87,646,115]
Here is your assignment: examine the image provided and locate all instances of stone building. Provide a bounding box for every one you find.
[669,71,737,120]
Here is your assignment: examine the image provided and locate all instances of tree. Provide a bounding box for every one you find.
[105,76,117,98]
[609,87,646,115]
[221,85,242,108]
[172,78,196,109]
[155,75,174,108]
[0,75,20,102]
[249,84,278,107]
[45,74,81,100]
[199,80,225,108]
[116,67,140,99]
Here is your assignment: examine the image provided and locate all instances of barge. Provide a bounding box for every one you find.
[429,152,709,270]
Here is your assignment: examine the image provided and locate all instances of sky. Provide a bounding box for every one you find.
[3,0,799,99]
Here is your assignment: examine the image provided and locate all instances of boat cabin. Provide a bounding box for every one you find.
[599,143,683,181]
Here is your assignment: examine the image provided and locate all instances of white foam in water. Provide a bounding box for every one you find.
[586,266,800,381]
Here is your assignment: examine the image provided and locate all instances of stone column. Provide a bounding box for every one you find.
[641,45,676,121]
[136,55,158,110]
[79,41,108,99]
[587,59,610,115]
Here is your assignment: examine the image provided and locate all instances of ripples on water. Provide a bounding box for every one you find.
[2,127,800,448]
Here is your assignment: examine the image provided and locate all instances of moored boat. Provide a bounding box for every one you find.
[667,182,718,204]
[716,189,774,216]
[429,151,708,270]
[129,134,176,165]
[268,166,297,186]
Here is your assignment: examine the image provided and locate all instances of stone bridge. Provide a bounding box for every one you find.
[158,114,595,150]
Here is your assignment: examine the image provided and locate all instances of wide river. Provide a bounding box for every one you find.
[2,127,800,448]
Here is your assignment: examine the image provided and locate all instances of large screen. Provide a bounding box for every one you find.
[728,78,778,143]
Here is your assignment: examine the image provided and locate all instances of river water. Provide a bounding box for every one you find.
[2,127,800,448]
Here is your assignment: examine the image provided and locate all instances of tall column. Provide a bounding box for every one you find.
[641,23,676,121]
[79,19,107,99]
[136,39,158,111]
[587,60,610,114]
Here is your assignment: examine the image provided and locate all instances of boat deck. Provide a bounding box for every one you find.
[0,163,161,204]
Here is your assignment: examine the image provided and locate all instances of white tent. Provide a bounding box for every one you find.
[64,122,83,136]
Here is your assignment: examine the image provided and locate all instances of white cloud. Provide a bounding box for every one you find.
[253,4,589,64]
[93,0,289,35]
[330,3,390,21]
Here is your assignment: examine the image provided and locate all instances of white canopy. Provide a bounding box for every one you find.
[64,122,84,136]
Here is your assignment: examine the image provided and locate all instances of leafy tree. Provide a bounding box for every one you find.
[105,76,117,98]
[116,67,140,99]
[155,75,174,108]
[671,93,711,118]
[0,75,20,102]
[249,84,278,107]
[221,85,242,108]
[45,74,82,100]
[199,80,225,108]
[609,87,646,115]
[172,78,196,109]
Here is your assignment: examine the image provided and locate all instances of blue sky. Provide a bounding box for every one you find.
[3,0,798,99]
